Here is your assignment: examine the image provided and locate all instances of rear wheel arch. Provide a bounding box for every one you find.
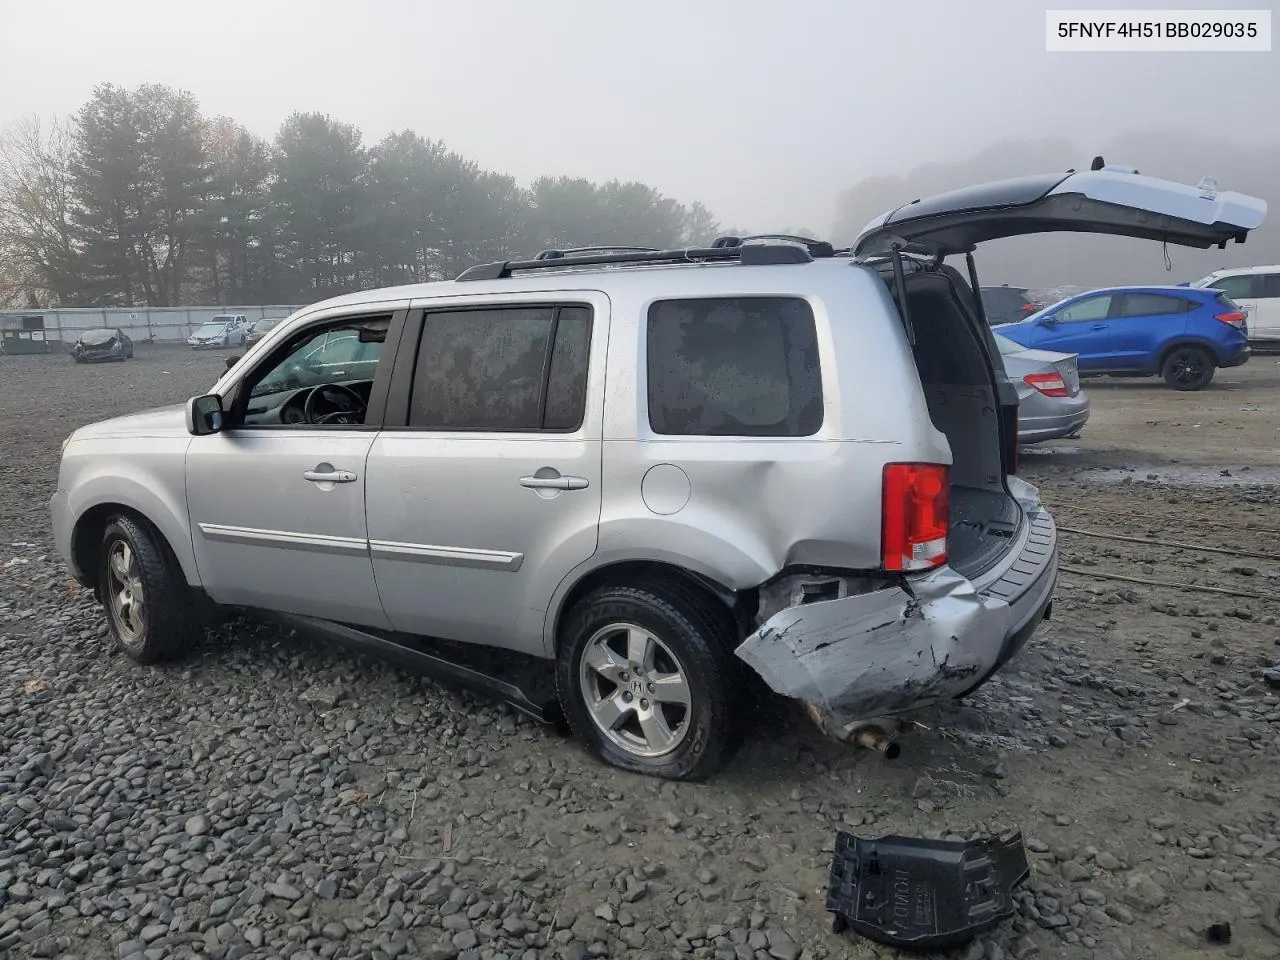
[1156,336,1223,368]
[551,560,749,656]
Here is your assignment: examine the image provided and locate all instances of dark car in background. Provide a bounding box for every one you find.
[980,285,1039,325]
[994,285,1250,390]
[70,328,133,363]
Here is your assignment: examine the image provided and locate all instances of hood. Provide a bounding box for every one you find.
[853,165,1266,258]
[71,403,188,441]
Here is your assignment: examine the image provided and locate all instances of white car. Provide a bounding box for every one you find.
[1189,265,1280,350]
[187,316,248,350]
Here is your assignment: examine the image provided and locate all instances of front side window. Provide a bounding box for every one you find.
[408,305,593,431]
[1260,273,1280,299]
[646,296,822,437]
[1056,295,1112,323]
[1211,274,1261,300]
[237,315,390,426]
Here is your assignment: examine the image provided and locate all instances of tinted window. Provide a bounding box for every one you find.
[408,305,592,431]
[1119,294,1187,317]
[1056,295,1112,322]
[647,296,822,437]
[1212,274,1261,300]
[1261,273,1280,298]
[543,307,592,431]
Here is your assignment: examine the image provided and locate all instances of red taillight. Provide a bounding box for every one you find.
[1023,372,1069,397]
[1021,302,1037,312]
[1216,311,1247,327]
[882,463,950,573]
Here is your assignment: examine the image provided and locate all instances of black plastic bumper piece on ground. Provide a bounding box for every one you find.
[826,830,1030,952]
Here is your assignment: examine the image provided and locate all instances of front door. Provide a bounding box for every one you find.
[1210,273,1264,339]
[1032,293,1116,370]
[185,309,404,627]
[1253,272,1280,342]
[365,296,606,656]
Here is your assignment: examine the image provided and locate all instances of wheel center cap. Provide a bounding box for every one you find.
[627,676,646,696]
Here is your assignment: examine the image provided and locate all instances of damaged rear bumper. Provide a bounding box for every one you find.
[734,479,1057,728]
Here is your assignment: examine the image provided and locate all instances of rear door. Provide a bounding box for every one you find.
[364,293,607,656]
[1110,292,1191,369]
[1030,293,1116,370]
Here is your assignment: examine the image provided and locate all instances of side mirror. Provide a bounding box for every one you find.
[1039,316,1059,326]
[186,394,225,436]
[225,355,240,370]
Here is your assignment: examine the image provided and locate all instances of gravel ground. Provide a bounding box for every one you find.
[2,344,1279,960]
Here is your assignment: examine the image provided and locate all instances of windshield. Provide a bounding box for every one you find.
[255,318,281,331]
[194,323,225,336]
[80,329,117,345]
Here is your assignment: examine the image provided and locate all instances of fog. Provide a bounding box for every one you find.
[2,0,1277,293]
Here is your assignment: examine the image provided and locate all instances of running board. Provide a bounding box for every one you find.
[272,613,563,727]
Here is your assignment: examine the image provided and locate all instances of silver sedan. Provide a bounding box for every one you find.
[994,332,1091,443]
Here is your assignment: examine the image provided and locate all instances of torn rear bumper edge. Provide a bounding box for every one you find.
[734,483,1057,728]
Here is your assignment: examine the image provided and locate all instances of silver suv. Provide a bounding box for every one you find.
[50,166,1265,780]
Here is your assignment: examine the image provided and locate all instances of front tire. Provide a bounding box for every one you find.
[99,515,203,664]
[555,583,742,781]
[1162,346,1215,390]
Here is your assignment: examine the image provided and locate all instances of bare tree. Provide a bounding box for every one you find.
[0,116,78,307]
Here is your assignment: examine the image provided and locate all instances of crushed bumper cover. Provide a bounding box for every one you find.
[734,478,1057,727]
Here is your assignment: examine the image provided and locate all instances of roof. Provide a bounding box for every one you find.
[1197,264,1280,276]
[1056,284,1220,296]
[291,253,864,318]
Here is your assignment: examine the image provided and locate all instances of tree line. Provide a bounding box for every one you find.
[0,83,727,308]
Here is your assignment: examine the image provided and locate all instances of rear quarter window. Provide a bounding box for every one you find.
[646,296,822,437]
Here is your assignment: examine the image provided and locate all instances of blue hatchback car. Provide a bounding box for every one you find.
[993,285,1250,390]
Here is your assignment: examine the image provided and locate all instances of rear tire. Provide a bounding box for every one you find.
[555,583,742,781]
[99,515,203,664]
[1161,346,1215,390]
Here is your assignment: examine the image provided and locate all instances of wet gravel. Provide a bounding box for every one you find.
[2,346,1279,960]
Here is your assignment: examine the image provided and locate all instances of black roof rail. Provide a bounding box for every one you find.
[533,245,660,260]
[455,243,813,281]
[711,234,836,258]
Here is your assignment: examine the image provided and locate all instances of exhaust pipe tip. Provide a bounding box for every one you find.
[853,728,901,759]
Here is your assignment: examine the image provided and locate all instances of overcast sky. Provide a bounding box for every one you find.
[1,0,1275,233]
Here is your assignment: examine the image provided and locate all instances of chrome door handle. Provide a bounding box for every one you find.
[303,469,357,483]
[520,475,589,490]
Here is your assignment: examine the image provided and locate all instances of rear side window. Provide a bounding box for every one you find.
[408,305,592,431]
[646,296,822,437]
[1119,293,1188,317]
[1261,273,1280,298]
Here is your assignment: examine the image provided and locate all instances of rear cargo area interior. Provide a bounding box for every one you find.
[900,269,1022,578]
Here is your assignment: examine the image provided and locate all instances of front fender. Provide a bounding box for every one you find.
[62,440,199,587]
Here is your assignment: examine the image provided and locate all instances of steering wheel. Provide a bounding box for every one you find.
[303,383,367,425]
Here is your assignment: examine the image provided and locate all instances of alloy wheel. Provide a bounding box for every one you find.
[1168,349,1206,386]
[106,540,146,642]
[578,622,692,758]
